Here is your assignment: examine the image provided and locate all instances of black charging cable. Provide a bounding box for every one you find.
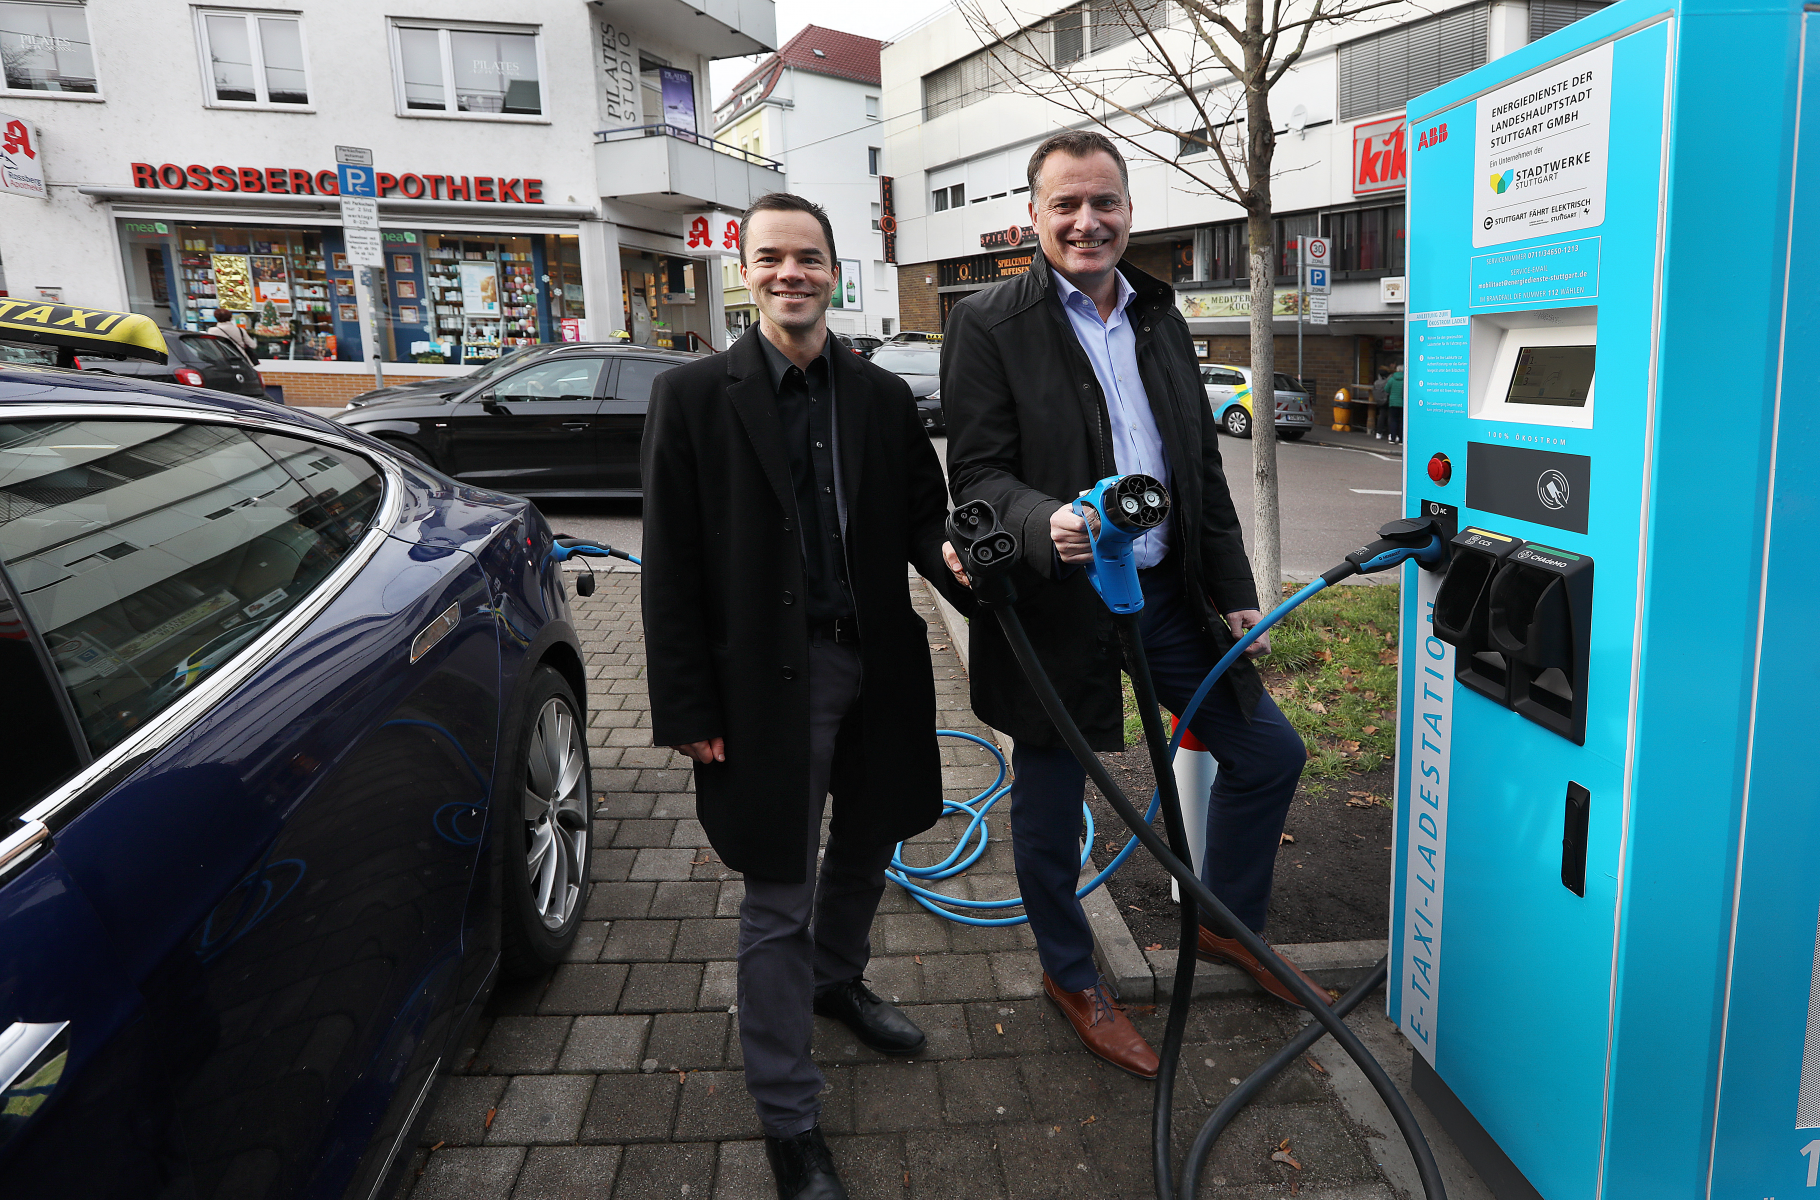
[947,503,1449,1200]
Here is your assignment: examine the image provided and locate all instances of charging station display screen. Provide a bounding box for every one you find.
[1504,345,1597,407]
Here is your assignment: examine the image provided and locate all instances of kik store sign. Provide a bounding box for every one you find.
[129,162,546,203]
[1353,116,1408,196]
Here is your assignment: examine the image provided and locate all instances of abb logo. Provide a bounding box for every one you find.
[1416,123,1449,150]
[1352,116,1407,196]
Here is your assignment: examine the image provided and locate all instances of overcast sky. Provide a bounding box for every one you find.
[708,0,959,105]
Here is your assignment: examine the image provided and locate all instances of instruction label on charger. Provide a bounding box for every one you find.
[1473,41,1613,247]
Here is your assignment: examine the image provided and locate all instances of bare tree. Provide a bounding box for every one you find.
[956,0,1398,598]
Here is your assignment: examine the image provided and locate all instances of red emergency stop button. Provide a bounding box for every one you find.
[1427,452,1452,486]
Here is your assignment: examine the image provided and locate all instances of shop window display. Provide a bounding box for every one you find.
[118,221,586,364]
[419,234,540,364]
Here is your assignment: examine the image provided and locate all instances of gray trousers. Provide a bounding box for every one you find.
[737,636,895,1136]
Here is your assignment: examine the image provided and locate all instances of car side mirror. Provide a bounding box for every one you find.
[480,393,506,414]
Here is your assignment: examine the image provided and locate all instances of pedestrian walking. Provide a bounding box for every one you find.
[1385,363,1404,443]
[940,131,1324,1083]
[640,192,971,1200]
[1370,365,1391,439]
[209,308,259,359]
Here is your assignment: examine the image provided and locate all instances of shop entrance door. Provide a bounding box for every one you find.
[443,355,609,493]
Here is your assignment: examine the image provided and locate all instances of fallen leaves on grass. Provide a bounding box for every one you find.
[1361,724,1379,735]
[1345,791,1386,809]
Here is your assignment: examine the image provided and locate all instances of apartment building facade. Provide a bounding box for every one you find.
[713,24,898,340]
[0,0,780,404]
[881,0,1607,401]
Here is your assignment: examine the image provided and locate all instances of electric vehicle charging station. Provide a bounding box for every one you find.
[1388,0,1817,1192]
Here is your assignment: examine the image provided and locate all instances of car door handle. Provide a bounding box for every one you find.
[562,421,589,431]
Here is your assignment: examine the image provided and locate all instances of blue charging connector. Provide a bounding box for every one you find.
[1074,473,1169,614]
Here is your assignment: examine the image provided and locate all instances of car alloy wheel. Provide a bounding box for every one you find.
[523,694,589,930]
[1223,406,1251,438]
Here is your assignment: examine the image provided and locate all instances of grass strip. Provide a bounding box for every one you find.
[1122,580,1400,796]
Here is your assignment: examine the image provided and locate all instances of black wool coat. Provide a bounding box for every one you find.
[941,255,1263,752]
[640,327,972,883]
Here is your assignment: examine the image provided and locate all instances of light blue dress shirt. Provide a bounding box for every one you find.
[1051,268,1172,568]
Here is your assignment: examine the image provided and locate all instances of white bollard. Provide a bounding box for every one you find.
[1169,715,1216,903]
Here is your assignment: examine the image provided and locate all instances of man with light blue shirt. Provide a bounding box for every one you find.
[942,131,1320,1079]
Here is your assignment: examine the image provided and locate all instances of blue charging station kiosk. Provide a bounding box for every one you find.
[1388,0,1819,1192]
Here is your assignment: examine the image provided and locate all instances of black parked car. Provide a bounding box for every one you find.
[343,342,621,408]
[333,344,698,496]
[78,331,264,399]
[869,345,944,433]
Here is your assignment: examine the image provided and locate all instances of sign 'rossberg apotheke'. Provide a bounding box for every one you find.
[128,162,545,203]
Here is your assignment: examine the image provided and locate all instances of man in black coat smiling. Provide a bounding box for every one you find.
[941,133,1319,1082]
[641,193,969,1200]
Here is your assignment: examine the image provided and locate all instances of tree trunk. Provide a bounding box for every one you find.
[1245,209,1279,605]
[1243,30,1281,607]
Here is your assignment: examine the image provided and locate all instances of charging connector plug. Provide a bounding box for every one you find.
[946,500,1022,606]
[1075,474,1170,615]
[1320,516,1447,585]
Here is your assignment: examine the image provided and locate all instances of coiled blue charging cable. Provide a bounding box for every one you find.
[890,576,1331,925]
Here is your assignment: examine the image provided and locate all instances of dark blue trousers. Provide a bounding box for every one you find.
[1009,564,1306,992]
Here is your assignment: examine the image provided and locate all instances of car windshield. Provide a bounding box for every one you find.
[869,350,941,374]
[1274,374,1303,393]
[466,345,550,383]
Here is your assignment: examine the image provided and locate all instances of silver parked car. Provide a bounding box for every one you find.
[1200,364,1314,440]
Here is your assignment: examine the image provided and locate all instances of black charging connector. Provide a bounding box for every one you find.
[1433,528,1526,707]
[945,500,1022,606]
[1487,544,1594,745]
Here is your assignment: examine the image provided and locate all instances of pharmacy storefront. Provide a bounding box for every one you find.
[100,159,599,399]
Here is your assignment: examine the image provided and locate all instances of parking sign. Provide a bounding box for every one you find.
[337,164,376,198]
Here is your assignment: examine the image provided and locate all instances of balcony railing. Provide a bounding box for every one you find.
[596,124,782,171]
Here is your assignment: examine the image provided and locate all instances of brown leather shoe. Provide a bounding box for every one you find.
[1042,974,1160,1080]
[1196,926,1333,1010]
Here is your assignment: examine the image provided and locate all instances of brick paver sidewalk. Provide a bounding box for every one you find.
[390,573,1400,1199]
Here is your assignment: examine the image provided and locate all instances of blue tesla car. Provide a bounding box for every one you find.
[0,351,593,1198]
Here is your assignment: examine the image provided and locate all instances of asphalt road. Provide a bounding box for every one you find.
[529,430,1406,585]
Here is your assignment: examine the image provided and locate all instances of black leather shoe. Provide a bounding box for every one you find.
[812,977,927,1055]
[764,1125,849,1200]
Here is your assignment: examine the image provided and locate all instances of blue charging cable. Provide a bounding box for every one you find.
[894,503,1445,928]
[890,574,1331,925]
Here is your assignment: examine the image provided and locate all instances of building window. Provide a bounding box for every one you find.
[1328,204,1406,273]
[868,147,881,176]
[865,94,879,119]
[1529,0,1610,40]
[196,9,309,107]
[390,20,543,118]
[1337,4,1488,122]
[1,1,98,94]
[871,203,882,230]
[931,183,964,211]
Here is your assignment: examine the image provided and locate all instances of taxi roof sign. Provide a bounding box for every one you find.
[0,299,168,363]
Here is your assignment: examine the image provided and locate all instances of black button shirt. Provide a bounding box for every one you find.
[758,331,854,622]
